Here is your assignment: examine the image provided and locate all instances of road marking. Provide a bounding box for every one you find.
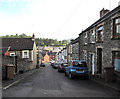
[3,79,22,90]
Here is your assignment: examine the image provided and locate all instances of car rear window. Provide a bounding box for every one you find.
[73,61,87,67]
[63,64,68,67]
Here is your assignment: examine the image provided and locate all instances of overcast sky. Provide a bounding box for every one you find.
[0,0,119,40]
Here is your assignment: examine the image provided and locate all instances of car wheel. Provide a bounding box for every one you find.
[64,72,67,76]
[69,73,73,79]
[86,75,89,80]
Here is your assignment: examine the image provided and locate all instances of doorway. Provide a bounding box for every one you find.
[91,54,95,75]
[97,48,102,74]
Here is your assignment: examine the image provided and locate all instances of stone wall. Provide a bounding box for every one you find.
[2,55,37,79]
[2,56,14,79]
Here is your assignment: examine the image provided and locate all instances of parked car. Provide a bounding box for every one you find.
[51,61,55,67]
[50,60,55,63]
[52,63,59,69]
[58,63,68,72]
[51,63,54,66]
[65,60,89,79]
[41,63,45,67]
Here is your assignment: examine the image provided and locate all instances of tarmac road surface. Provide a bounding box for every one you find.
[2,63,120,97]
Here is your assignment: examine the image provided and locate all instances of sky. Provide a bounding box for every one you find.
[0,0,120,40]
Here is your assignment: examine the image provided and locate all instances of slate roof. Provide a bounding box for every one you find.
[80,5,120,35]
[2,38,34,51]
[40,50,57,57]
[71,37,79,44]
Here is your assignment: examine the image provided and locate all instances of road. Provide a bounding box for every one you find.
[2,63,120,97]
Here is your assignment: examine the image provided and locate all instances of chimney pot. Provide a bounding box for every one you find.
[32,33,35,41]
[100,8,109,18]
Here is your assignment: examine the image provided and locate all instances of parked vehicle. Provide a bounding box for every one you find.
[50,60,55,63]
[41,63,45,67]
[51,63,54,66]
[65,60,89,79]
[52,63,59,69]
[58,63,68,72]
[51,60,55,67]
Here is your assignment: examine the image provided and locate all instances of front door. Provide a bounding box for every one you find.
[97,48,102,74]
[15,56,18,73]
[91,54,95,75]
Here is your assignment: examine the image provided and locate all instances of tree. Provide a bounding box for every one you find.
[1,34,69,47]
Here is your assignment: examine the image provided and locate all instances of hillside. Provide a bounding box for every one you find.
[0,33,69,47]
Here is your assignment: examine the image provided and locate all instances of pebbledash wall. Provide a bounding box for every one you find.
[79,5,120,78]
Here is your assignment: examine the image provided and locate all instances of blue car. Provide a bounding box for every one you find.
[65,60,89,79]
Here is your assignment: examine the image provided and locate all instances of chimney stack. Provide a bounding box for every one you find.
[32,33,35,41]
[100,8,109,18]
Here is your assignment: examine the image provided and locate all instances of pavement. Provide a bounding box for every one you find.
[2,67,120,93]
[89,75,120,92]
[2,68,40,90]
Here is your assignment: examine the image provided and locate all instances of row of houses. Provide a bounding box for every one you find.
[56,5,120,81]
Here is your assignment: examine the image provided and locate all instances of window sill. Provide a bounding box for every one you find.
[90,42,95,44]
[111,37,120,40]
[28,60,33,62]
[22,58,29,59]
[84,43,87,46]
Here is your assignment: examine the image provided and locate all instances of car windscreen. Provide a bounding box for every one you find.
[73,61,87,67]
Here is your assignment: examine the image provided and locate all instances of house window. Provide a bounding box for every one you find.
[84,32,87,45]
[113,17,120,38]
[10,52,15,56]
[97,25,103,42]
[22,50,29,58]
[90,29,95,43]
[112,51,120,72]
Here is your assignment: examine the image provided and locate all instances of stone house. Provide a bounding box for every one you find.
[55,52,59,63]
[57,51,62,63]
[2,34,38,73]
[66,38,79,62]
[66,42,72,63]
[71,37,79,60]
[43,52,50,62]
[79,5,120,81]
[61,47,67,63]
[40,50,57,62]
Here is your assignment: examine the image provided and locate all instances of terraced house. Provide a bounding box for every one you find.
[79,5,120,81]
[66,42,72,63]
[71,37,79,60]
[2,34,38,75]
